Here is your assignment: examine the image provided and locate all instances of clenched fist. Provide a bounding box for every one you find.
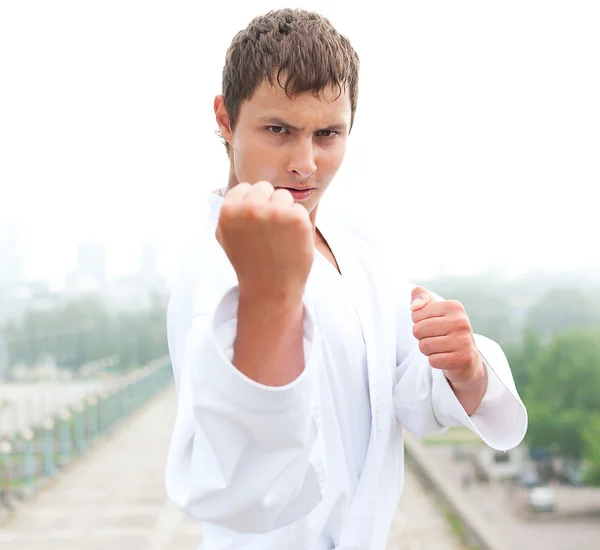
[410,286,485,388]
[216,181,315,304]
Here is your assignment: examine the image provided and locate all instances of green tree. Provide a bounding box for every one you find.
[526,287,600,337]
[504,327,542,391]
[1,293,168,372]
[582,414,600,486]
[525,328,600,459]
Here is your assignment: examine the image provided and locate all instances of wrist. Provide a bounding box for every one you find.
[445,356,487,391]
[238,284,304,316]
[238,278,305,306]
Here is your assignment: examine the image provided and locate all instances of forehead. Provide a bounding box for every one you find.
[240,79,351,126]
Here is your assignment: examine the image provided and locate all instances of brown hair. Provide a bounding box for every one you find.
[220,8,360,153]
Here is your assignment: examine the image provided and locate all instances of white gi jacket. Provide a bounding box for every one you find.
[165,192,528,550]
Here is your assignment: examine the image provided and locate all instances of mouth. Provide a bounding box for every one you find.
[276,187,316,201]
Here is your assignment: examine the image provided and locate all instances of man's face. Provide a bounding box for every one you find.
[215,80,351,218]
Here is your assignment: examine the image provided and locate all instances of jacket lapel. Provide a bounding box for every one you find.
[316,218,382,546]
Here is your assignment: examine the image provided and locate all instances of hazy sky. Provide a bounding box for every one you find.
[1,1,599,288]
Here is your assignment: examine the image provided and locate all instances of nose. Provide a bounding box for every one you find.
[288,138,317,179]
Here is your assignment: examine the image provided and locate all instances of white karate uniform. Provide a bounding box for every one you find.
[164,192,527,550]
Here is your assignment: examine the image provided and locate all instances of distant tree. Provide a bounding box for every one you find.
[0,293,168,371]
[525,328,600,459]
[526,287,600,337]
[503,327,542,392]
[582,415,600,486]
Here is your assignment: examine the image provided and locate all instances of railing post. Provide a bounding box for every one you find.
[98,391,108,435]
[113,386,123,425]
[11,401,19,437]
[0,440,13,507]
[107,389,116,431]
[26,397,35,429]
[72,402,86,455]
[86,395,99,444]
[121,383,129,420]
[42,417,55,477]
[21,427,35,496]
[58,408,72,467]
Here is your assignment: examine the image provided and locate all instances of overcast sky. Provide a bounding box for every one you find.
[1,1,599,288]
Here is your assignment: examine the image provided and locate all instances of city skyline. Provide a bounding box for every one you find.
[1,1,599,289]
[0,221,166,292]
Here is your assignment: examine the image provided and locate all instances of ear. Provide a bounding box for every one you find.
[214,95,233,143]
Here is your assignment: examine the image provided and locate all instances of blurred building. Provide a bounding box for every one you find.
[76,242,107,285]
[0,280,64,326]
[105,241,168,310]
[65,242,107,295]
[473,444,528,482]
[0,224,64,324]
[0,334,9,381]
[0,222,23,289]
[140,240,159,281]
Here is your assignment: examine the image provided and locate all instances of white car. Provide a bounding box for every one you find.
[528,486,555,512]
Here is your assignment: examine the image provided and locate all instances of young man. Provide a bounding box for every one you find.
[165,8,527,550]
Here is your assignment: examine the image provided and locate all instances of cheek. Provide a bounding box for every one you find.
[319,143,346,177]
[233,134,282,181]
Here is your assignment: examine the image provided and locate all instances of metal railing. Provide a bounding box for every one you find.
[0,356,172,509]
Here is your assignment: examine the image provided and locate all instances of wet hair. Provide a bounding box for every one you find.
[220,8,360,153]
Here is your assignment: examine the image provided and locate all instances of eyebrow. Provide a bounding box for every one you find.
[263,118,347,133]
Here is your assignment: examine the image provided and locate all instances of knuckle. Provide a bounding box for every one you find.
[253,181,274,197]
[418,340,428,355]
[219,201,236,220]
[290,206,310,226]
[273,188,291,202]
[274,186,291,197]
[269,205,287,223]
[455,333,467,349]
[457,315,471,332]
[246,202,268,220]
[458,350,471,367]
[256,180,274,190]
[428,355,441,369]
[447,299,463,312]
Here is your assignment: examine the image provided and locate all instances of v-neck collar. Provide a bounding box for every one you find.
[315,221,344,277]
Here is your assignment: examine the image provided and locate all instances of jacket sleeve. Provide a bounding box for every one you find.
[393,283,528,451]
[164,286,327,534]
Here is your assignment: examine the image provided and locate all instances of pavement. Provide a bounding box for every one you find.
[424,445,600,550]
[0,388,464,550]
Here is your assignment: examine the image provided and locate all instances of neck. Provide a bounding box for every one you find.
[226,162,238,191]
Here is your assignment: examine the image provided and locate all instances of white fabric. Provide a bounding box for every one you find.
[164,192,528,550]
[311,248,371,545]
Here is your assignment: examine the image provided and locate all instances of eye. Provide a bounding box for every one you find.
[316,129,339,138]
[266,125,288,134]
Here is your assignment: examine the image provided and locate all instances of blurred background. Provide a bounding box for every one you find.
[0,1,599,549]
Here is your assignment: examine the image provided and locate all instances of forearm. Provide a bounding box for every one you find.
[233,288,305,386]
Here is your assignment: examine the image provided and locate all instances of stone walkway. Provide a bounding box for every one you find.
[0,389,463,549]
